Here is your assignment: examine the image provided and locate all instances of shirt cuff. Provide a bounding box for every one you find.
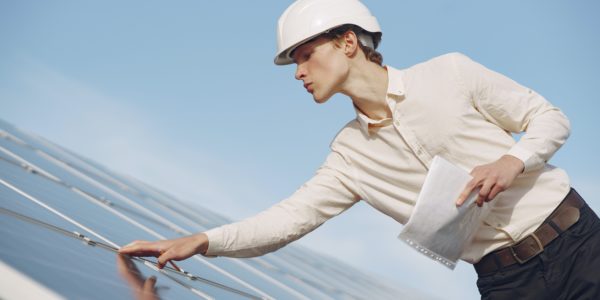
[203,227,225,257]
[506,144,544,173]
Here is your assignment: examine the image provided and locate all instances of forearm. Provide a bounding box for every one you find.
[451,53,571,172]
[506,108,570,172]
[204,198,333,257]
[204,155,360,257]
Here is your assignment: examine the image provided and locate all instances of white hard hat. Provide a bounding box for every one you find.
[274,0,381,65]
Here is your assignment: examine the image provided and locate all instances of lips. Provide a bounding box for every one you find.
[303,82,313,93]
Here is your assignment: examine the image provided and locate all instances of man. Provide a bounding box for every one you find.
[121,0,600,298]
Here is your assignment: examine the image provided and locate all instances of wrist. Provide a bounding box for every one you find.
[502,154,525,174]
[193,233,209,255]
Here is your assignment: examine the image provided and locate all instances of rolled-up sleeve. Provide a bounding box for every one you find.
[203,151,360,257]
[452,53,570,173]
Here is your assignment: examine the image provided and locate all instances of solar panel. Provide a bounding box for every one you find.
[0,118,422,299]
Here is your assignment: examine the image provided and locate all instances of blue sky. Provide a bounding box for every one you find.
[2,1,599,299]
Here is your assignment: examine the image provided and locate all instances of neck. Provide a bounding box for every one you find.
[341,61,390,120]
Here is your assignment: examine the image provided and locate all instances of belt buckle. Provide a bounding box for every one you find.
[510,233,544,264]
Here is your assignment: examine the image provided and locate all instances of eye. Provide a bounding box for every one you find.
[292,51,309,64]
[303,51,312,61]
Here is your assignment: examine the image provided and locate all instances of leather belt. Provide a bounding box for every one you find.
[475,188,585,276]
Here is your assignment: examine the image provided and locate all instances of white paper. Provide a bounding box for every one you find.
[398,156,491,270]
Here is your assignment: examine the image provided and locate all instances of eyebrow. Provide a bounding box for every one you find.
[291,48,305,64]
[291,43,316,64]
[291,36,320,62]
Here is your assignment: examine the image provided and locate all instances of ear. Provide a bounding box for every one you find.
[342,30,359,57]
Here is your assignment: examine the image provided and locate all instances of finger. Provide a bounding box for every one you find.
[157,251,172,269]
[119,240,142,252]
[476,194,484,207]
[169,261,183,272]
[456,179,479,206]
[487,184,504,202]
[119,240,146,253]
[119,242,161,257]
[477,180,494,207]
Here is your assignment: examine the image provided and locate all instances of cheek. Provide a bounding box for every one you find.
[312,54,347,87]
[323,55,348,87]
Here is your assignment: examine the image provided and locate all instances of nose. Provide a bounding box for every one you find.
[295,63,306,81]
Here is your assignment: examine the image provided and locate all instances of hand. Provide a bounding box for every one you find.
[116,254,158,300]
[119,233,209,269]
[456,155,524,207]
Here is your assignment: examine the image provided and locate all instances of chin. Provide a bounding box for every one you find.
[312,93,332,104]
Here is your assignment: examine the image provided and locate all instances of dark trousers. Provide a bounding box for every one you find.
[476,201,600,300]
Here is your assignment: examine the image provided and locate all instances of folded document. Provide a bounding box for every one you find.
[398,156,492,270]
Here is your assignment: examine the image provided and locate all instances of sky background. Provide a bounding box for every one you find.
[1,1,599,299]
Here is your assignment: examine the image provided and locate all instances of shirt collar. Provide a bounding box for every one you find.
[354,66,406,134]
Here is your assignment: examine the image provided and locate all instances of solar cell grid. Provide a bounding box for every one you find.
[0,136,349,299]
[0,207,254,300]
[0,159,279,299]
[0,176,269,299]
[0,137,323,299]
[0,119,416,300]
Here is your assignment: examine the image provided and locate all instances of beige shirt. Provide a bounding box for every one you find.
[205,52,571,263]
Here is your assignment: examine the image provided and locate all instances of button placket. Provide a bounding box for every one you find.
[392,118,432,168]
